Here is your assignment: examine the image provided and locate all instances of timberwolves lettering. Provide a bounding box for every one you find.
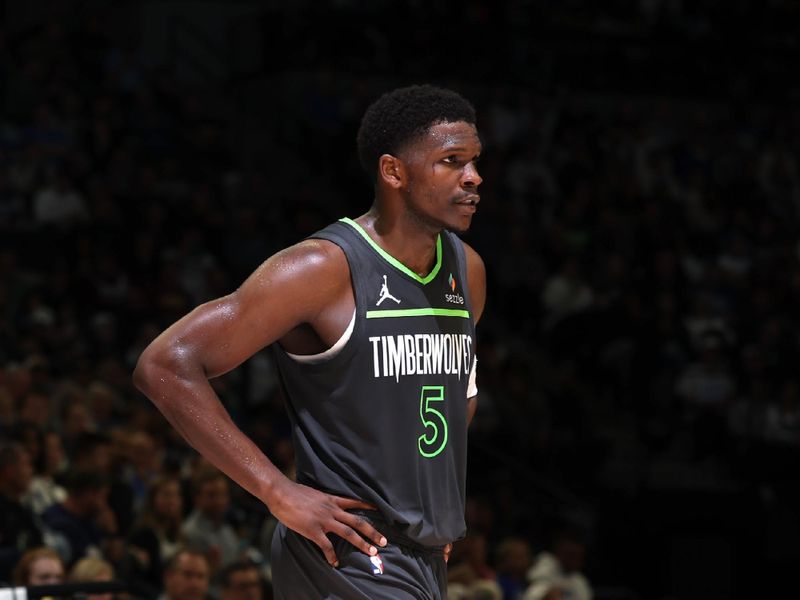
[368,334,473,382]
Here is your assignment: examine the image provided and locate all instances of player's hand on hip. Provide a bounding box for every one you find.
[269,478,387,567]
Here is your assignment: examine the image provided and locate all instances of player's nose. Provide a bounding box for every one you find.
[461,161,482,188]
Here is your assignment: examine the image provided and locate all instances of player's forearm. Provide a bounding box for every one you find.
[132,352,285,508]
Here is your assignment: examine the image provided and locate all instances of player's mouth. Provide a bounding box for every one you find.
[453,194,480,207]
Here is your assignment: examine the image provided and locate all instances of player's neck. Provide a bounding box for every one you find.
[356,209,439,277]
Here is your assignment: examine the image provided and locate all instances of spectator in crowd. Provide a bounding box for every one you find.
[448,531,499,596]
[494,536,533,600]
[449,579,504,600]
[60,397,96,456]
[86,380,126,431]
[11,546,65,586]
[17,388,53,433]
[181,468,245,575]
[70,431,135,532]
[68,556,117,600]
[0,441,44,582]
[127,475,186,597]
[161,548,212,600]
[116,429,162,515]
[523,529,593,600]
[218,559,271,600]
[40,468,116,567]
[32,167,89,229]
[23,428,67,516]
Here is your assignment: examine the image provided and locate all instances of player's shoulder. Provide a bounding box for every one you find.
[237,237,350,308]
[273,237,350,278]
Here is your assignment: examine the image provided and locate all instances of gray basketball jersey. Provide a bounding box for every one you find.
[272,218,476,547]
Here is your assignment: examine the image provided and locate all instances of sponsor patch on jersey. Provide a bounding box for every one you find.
[370,554,384,575]
[445,273,464,304]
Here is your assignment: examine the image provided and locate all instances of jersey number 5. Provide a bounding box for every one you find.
[418,385,448,458]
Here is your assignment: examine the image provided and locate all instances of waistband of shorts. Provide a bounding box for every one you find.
[349,509,446,555]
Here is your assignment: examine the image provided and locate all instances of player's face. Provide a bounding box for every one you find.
[399,121,482,234]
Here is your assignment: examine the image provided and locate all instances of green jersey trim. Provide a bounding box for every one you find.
[340,217,442,284]
[366,308,471,319]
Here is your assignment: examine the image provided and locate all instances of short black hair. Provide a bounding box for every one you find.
[62,468,108,493]
[218,559,261,588]
[72,431,111,459]
[163,546,209,573]
[356,84,476,180]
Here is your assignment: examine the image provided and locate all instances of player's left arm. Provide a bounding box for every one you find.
[463,240,486,426]
[443,240,486,565]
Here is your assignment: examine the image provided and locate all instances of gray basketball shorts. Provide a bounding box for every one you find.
[270,521,448,599]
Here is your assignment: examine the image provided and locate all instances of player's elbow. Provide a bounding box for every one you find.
[132,342,189,402]
[132,346,160,398]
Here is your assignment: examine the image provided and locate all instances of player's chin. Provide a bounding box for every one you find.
[447,215,474,234]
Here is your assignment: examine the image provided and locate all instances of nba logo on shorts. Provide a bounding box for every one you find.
[369,554,384,575]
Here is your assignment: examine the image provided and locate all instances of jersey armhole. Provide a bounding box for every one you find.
[285,309,356,364]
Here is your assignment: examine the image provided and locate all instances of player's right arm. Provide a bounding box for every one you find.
[132,239,386,567]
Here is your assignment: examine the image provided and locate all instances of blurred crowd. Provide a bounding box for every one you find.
[2,2,799,600]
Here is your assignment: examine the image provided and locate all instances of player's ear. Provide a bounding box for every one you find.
[378,154,404,189]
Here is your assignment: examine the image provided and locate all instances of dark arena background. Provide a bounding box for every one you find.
[1,1,799,599]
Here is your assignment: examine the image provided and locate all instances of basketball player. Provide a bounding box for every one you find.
[133,84,486,599]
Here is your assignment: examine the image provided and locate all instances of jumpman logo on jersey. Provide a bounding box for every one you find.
[376,275,401,306]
